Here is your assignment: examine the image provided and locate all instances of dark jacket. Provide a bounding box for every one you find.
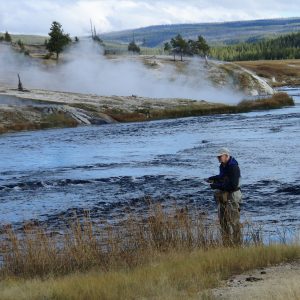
[209,156,241,192]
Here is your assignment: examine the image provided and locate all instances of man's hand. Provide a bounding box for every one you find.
[205,178,214,184]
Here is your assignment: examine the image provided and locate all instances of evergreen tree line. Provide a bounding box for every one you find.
[164,34,210,61]
[210,31,300,61]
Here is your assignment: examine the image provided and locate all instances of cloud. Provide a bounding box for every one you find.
[0,0,299,36]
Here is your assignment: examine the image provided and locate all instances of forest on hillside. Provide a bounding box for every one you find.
[100,18,300,47]
[210,31,300,61]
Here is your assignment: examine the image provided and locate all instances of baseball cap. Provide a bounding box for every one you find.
[217,147,230,157]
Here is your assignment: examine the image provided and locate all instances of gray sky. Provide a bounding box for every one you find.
[0,0,299,36]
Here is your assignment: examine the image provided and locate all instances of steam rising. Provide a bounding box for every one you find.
[0,41,243,103]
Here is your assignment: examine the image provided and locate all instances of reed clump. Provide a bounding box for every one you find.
[0,205,222,279]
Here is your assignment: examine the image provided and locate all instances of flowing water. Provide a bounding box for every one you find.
[0,88,299,237]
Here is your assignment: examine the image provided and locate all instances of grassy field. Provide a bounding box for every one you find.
[103,40,165,56]
[3,34,48,45]
[236,60,300,87]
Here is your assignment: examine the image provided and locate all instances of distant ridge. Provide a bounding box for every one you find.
[100,17,300,47]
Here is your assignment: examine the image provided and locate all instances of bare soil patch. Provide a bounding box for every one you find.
[211,259,300,299]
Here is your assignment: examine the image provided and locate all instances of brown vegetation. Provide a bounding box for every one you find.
[106,92,294,122]
[0,205,219,279]
[0,202,298,280]
[0,109,78,134]
[238,92,294,110]
[236,60,300,87]
[40,112,78,128]
[0,204,299,299]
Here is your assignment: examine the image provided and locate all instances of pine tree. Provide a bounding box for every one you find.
[164,42,171,53]
[170,34,188,61]
[128,41,140,53]
[188,36,210,56]
[46,21,71,60]
[4,31,12,42]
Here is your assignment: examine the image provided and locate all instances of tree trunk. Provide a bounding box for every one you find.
[17,74,24,91]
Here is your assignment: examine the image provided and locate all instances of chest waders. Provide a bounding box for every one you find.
[215,190,242,246]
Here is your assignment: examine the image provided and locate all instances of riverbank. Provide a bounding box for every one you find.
[0,247,299,300]
[0,205,299,299]
[0,87,294,134]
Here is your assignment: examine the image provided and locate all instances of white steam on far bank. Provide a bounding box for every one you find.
[0,41,244,103]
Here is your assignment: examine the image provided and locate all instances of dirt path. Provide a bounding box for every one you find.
[211,259,300,299]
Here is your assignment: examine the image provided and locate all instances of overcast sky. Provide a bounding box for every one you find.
[0,0,299,36]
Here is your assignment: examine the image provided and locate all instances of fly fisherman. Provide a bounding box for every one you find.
[206,147,242,246]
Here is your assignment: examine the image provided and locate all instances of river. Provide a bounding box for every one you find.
[0,88,299,237]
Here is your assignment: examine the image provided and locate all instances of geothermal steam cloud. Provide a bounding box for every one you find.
[0,41,242,103]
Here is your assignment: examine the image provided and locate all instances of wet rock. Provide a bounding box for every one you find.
[270,126,282,132]
[245,276,263,282]
[277,185,300,195]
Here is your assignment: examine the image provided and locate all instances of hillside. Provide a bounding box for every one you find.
[0,33,47,45]
[100,17,300,47]
[211,31,300,61]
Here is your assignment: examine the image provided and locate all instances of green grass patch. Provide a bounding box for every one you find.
[9,34,47,45]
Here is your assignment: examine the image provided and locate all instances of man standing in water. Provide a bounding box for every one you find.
[207,147,242,246]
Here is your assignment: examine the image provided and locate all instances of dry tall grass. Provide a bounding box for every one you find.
[0,245,299,300]
[0,204,299,299]
[0,205,223,279]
